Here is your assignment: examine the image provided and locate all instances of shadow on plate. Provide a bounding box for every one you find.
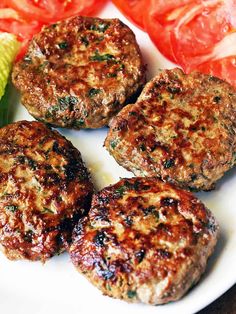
[8,84,21,122]
[182,229,226,303]
[211,166,236,192]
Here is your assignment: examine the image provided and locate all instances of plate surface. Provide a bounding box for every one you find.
[1,3,236,314]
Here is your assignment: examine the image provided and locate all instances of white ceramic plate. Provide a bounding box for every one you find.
[1,3,236,314]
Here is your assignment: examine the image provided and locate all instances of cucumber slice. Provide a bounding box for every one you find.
[0,32,20,100]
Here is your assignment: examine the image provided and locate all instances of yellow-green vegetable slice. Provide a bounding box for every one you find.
[0,32,20,100]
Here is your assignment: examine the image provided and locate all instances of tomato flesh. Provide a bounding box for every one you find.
[145,0,236,87]
[196,57,236,88]
[61,0,107,18]
[145,0,195,63]
[5,0,107,23]
[5,0,57,23]
[112,0,146,30]
[171,0,236,71]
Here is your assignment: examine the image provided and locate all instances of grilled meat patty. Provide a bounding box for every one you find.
[70,177,219,305]
[105,68,236,191]
[12,16,145,129]
[0,121,93,261]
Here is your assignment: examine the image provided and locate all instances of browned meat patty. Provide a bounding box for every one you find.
[69,177,219,305]
[12,16,145,129]
[105,68,236,191]
[0,121,93,261]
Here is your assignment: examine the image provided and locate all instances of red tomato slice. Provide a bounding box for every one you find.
[145,0,236,87]
[0,17,43,60]
[61,0,107,18]
[5,0,59,23]
[171,0,236,72]
[112,0,146,30]
[195,56,236,88]
[0,4,44,60]
[145,0,195,63]
[0,8,21,20]
[6,0,107,23]
[0,5,43,41]
[0,19,42,41]
[0,0,7,8]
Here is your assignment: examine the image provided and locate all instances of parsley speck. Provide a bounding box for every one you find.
[88,88,101,98]
[91,51,115,62]
[58,42,68,49]
[164,158,175,169]
[5,205,18,212]
[127,290,136,299]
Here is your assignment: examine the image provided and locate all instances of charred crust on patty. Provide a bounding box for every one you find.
[105,68,236,191]
[12,16,146,129]
[69,177,219,305]
[0,120,93,261]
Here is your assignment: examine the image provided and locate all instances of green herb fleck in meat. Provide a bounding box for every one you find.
[90,22,110,33]
[115,185,127,197]
[93,231,107,247]
[129,111,137,116]
[107,72,117,78]
[119,63,125,70]
[127,290,136,299]
[125,180,140,191]
[24,230,34,242]
[143,205,156,216]
[135,249,145,263]
[191,174,197,181]
[5,205,18,212]
[110,140,117,149]
[88,88,101,98]
[58,96,78,111]
[139,143,146,151]
[37,61,49,72]
[58,41,68,49]
[75,119,85,127]
[167,86,181,94]
[91,50,115,62]
[164,158,175,169]
[28,158,37,170]
[81,36,89,47]
[213,96,221,103]
[83,110,88,117]
[42,207,54,214]
[17,156,36,170]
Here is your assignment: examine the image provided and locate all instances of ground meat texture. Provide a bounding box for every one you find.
[105,68,236,191]
[12,16,146,129]
[0,121,93,261]
[69,177,219,305]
